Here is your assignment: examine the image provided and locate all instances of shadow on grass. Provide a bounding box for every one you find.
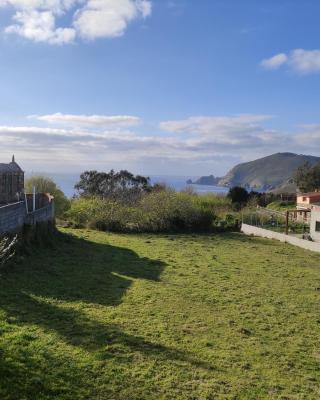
[0,232,214,399]
[4,292,214,368]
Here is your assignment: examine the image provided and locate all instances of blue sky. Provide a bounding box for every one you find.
[0,0,320,176]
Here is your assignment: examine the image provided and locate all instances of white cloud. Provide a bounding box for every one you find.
[32,112,142,127]
[261,49,320,74]
[294,124,320,147]
[74,0,152,40]
[160,115,275,145]
[1,0,152,44]
[261,53,288,70]
[289,49,320,74]
[0,1,76,13]
[5,9,76,44]
[1,114,320,174]
[0,114,285,174]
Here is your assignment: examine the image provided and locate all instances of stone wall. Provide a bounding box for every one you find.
[241,223,320,253]
[0,199,54,235]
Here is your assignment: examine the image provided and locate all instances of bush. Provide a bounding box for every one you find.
[66,190,235,233]
[227,187,249,205]
[266,201,295,211]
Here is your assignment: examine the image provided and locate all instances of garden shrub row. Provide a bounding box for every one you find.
[66,190,239,233]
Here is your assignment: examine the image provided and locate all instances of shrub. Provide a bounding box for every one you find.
[66,189,235,233]
[266,201,295,211]
[227,187,249,205]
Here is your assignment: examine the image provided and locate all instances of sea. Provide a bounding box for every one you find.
[27,173,229,198]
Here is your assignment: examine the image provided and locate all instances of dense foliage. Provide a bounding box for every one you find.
[25,176,70,217]
[68,169,299,233]
[227,186,249,205]
[68,170,238,232]
[66,190,236,233]
[294,161,320,192]
[75,170,152,202]
[227,186,279,208]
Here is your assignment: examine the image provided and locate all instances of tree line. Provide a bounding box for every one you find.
[25,160,320,223]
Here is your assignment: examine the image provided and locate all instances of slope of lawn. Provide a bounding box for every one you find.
[0,228,320,399]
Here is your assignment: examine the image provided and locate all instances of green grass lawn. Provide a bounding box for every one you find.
[1,229,320,399]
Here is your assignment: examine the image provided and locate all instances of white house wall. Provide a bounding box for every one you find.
[310,209,320,243]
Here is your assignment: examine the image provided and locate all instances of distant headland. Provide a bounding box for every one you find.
[187,152,320,192]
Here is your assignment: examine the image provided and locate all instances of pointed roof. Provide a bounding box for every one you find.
[0,156,23,173]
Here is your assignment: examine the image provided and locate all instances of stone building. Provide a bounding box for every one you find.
[0,156,24,205]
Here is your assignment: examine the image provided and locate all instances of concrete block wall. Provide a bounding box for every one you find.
[0,200,54,235]
[0,202,27,234]
[25,204,55,225]
[242,223,320,253]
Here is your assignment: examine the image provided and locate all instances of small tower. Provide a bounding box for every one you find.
[0,156,24,204]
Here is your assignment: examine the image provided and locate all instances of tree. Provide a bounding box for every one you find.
[227,186,249,205]
[294,162,320,192]
[75,170,152,203]
[25,176,70,217]
[247,194,259,208]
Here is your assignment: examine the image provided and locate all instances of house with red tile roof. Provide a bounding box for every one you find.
[297,192,320,210]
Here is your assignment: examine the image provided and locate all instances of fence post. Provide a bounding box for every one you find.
[24,193,28,213]
[33,186,36,212]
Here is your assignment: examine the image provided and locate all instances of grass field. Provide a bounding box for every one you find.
[0,229,320,399]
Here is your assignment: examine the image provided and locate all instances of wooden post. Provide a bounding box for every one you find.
[24,192,28,213]
[285,211,289,235]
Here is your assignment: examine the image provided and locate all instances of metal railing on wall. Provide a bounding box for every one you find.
[242,208,310,237]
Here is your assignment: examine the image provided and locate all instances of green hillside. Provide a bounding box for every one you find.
[218,152,320,190]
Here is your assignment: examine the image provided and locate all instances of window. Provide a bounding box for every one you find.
[303,197,307,202]
[316,221,320,232]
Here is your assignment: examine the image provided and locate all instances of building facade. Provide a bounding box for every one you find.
[297,192,320,210]
[0,156,24,205]
[310,206,320,242]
